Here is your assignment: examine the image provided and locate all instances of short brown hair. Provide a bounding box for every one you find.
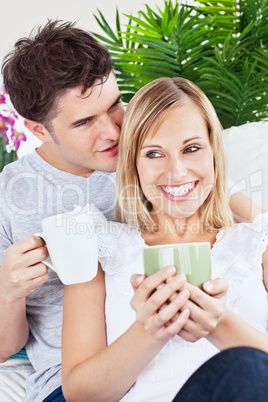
[2,20,113,128]
[116,77,233,233]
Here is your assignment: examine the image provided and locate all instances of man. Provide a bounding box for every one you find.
[0,20,123,401]
[0,19,264,402]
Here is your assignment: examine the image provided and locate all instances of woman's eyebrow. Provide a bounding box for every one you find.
[141,137,205,149]
[141,144,162,150]
[182,136,203,144]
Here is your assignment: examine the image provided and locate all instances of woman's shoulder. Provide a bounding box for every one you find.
[80,203,145,251]
[211,212,268,279]
[210,213,268,312]
[234,211,268,253]
[87,204,145,290]
[213,211,268,255]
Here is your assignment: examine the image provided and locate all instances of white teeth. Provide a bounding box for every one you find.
[162,182,196,196]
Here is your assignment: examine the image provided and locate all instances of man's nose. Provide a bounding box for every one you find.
[99,114,121,141]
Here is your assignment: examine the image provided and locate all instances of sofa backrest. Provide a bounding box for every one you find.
[223,122,268,211]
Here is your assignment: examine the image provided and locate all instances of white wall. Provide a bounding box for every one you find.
[1,0,165,156]
[1,0,164,61]
[1,0,196,157]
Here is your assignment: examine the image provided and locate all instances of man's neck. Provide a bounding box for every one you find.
[36,145,95,178]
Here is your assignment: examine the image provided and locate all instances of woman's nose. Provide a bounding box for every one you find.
[164,158,188,181]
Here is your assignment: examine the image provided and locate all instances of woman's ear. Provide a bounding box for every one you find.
[24,119,52,143]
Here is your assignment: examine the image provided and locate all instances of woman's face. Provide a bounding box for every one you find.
[136,100,214,221]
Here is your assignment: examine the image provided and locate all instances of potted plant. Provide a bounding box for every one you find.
[91,0,268,129]
[0,85,26,171]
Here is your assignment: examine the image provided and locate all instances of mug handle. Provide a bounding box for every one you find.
[35,232,55,272]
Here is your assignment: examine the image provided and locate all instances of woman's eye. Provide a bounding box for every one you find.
[146,151,163,158]
[184,145,200,153]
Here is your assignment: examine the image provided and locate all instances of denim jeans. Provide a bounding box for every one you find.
[43,386,65,402]
[173,346,268,402]
[44,347,268,401]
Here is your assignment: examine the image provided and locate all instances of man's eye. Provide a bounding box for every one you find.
[146,151,163,158]
[110,98,122,111]
[111,101,120,109]
[184,145,200,153]
[77,120,90,128]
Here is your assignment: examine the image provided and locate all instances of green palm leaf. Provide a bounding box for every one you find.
[91,0,268,127]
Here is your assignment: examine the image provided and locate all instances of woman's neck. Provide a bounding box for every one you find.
[142,211,218,247]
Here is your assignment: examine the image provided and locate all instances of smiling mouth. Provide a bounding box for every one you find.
[102,143,118,151]
[158,181,198,197]
[99,143,118,155]
[104,144,117,152]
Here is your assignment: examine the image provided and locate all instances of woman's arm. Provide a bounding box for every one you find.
[229,192,264,223]
[262,246,268,292]
[62,265,190,402]
[179,249,268,352]
[206,308,268,353]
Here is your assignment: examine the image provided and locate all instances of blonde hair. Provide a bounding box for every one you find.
[116,77,233,233]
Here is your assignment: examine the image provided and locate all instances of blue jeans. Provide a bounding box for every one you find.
[44,347,268,401]
[173,346,268,402]
[43,386,65,402]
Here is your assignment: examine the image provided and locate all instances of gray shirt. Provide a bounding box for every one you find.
[0,150,116,401]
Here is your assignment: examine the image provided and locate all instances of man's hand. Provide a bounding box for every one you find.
[0,235,49,300]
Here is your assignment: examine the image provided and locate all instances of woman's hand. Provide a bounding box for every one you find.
[176,278,228,342]
[130,266,190,342]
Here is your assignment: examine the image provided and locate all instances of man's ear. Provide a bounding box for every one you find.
[24,119,52,143]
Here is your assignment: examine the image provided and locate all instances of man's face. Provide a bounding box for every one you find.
[40,72,124,177]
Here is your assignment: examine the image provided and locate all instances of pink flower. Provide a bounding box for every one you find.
[0,115,12,144]
[10,129,27,150]
[0,94,6,104]
[0,86,27,152]
[0,85,7,105]
[0,121,9,144]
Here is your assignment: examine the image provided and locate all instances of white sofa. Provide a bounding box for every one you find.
[223,122,268,211]
[0,121,267,401]
[18,120,268,211]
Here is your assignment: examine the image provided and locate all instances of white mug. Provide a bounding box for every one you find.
[36,208,98,285]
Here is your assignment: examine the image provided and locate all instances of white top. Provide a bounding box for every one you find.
[90,205,268,402]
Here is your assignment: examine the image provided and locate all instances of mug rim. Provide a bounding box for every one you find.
[42,210,90,222]
[144,241,210,250]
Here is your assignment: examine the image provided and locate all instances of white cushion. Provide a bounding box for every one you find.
[223,122,268,211]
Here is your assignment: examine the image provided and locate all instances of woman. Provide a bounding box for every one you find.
[62,77,268,401]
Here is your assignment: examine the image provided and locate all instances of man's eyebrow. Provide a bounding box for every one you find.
[109,94,122,111]
[70,116,93,128]
[70,94,122,128]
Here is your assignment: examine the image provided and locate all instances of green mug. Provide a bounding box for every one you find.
[143,242,211,289]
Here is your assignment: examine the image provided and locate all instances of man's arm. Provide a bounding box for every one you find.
[229,191,264,223]
[0,235,49,362]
